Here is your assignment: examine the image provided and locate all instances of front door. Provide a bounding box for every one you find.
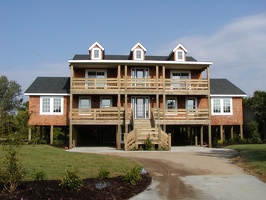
[132,97,149,119]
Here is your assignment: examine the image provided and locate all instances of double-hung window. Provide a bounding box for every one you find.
[101,97,112,108]
[92,48,101,59]
[211,98,232,115]
[166,98,177,109]
[40,97,63,115]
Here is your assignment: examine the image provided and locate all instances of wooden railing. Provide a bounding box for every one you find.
[153,108,209,120]
[124,128,171,151]
[72,78,208,91]
[71,107,124,121]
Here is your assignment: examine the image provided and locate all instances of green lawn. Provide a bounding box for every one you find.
[226,144,266,181]
[0,145,140,181]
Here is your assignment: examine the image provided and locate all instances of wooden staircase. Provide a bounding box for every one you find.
[124,119,171,151]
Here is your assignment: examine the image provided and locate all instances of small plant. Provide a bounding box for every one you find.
[0,145,25,193]
[98,167,110,180]
[217,140,223,146]
[144,135,154,150]
[34,170,46,181]
[59,168,83,190]
[124,165,142,185]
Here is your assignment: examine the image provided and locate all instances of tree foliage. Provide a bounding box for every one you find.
[0,75,23,136]
[244,90,266,140]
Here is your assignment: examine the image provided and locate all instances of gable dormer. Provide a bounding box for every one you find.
[169,44,188,61]
[88,42,104,60]
[130,42,146,60]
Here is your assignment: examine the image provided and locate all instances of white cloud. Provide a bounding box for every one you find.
[159,13,266,96]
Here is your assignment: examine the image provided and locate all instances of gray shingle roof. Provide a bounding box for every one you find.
[24,77,70,94]
[72,54,197,61]
[25,77,246,96]
[210,79,246,96]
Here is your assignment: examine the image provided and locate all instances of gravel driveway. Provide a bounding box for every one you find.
[69,147,266,200]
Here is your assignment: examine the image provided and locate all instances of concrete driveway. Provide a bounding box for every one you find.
[68,147,266,200]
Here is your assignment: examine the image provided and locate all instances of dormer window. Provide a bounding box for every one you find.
[176,50,184,61]
[93,48,101,59]
[88,42,104,60]
[170,44,188,61]
[131,42,146,60]
[135,49,143,60]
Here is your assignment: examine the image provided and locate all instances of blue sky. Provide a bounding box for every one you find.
[1,0,266,97]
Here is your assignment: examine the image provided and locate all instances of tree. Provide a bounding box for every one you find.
[0,76,23,136]
[244,90,266,141]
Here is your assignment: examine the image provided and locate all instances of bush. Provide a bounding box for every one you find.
[34,170,46,181]
[124,165,142,185]
[38,139,47,145]
[0,145,25,193]
[59,168,83,190]
[98,167,110,180]
[144,135,154,150]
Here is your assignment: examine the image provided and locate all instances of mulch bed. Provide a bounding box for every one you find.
[0,174,151,200]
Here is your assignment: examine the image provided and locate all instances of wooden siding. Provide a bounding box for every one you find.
[211,98,243,125]
[28,96,70,126]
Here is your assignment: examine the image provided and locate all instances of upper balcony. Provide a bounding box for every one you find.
[71,78,209,95]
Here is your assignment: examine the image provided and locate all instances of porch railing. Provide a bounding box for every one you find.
[72,78,208,91]
[153,108,209,120]
[71,107,124,121]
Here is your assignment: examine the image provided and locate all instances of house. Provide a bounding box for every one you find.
[24,42,246,149]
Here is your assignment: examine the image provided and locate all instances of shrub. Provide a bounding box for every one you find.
[124,165,142,185]
[0,145,25,193]
[98,167,110,180]
[59,168,83,190]
[34,170,46,181]
[38,139,47,145]
[144,135,154,150]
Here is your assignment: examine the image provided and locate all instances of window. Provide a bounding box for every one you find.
[40,97,63,115]
[92,48,101,59]
[85,69,107,87]
[166,98,177,109]
[211,98,232,115]
[134,49,143,60]
[186,98,197,109]
[170,71,190,89]
[176,50,185,61]
[79,97,91,109]
[101,97,112,108]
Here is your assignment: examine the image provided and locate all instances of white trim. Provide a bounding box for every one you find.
[166,97,178,109]
[185,97,198,109]
[88,42,104,51]
[131,42,147,52]
[170,70,191,79]
[173,44,188,53]
[210,94,247,97]
[68,59,212,65]
[85,69,107,78]
[175,50,185,61]
[211,97,233,115]
[133,49,144,60]
[78,96,91,109]
[24,93,69,96]
[100,96,113,108]
[40,96,64,115]
[91,48,102,60]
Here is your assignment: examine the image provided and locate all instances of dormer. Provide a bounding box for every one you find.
[169,44,188,61]
[88,42,104,60]
[130,42,146,60]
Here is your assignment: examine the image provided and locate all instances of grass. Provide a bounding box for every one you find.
[226,144,266,182]
[0,145,140,181]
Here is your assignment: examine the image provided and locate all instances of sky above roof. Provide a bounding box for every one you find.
[1,0,266,98]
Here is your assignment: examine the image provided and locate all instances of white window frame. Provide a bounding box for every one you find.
[133,49,144,60]
[185,97,197,109]
[211,98,233,115]
[92,48,102,60]
[166,97,178,109]
[40,96,64,115]
[100,96,112,108]
[79,96,91,109]
[175,50,185,61]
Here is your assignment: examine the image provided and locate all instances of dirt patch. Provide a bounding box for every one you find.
[0,174,151,200]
